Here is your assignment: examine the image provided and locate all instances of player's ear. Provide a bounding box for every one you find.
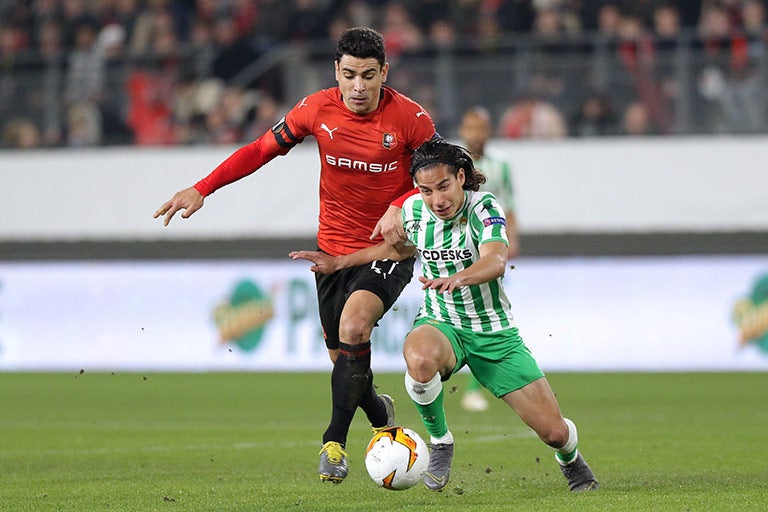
[381,62,389,82]
[334,61,340,81]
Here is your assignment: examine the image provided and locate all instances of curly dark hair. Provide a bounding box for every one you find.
[409,138,487,191]
[335,27,386,67]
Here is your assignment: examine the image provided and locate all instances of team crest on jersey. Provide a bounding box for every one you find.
[382,133,397,149]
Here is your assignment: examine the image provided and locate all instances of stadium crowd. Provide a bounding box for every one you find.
[1,0,767,148]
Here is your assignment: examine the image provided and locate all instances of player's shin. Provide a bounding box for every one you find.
[359,369,389,428]
[323,341,372,444]
[404,371,452,443]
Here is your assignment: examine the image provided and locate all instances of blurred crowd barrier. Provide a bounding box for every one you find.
[2,25,767,149]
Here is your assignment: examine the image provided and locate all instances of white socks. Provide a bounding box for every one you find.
[555,417,579,465]
[404,371,442,405]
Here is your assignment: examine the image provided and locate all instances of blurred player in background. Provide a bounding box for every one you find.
[154,27,437,484]
[458,105,519,412]
[291,138,599,493]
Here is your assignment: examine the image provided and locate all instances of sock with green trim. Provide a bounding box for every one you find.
[405,371,449,440]
[555,417,579,465]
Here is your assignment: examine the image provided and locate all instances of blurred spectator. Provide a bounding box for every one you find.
[231,0,258,37]
[495,0,535,33]
[498,95,567,138]
[694,0,764,133]
[64,19,105,107]
[109,0,142,51]
[346,0,377,29]
[327,14,351,43]
[571,92,618,136]
[621,100,657,135]
[428,18,458,49]
[210,16,258,83]
[251,0,297,53]
[651,3,683,129]
[3,0,768,148]
[30,0,61,41]
[131,0,189,56]
[742,0,767,37]
[380,1,425,58]
[34,19,66,146]
[147,9,182,60]
[60,0,90,48]
[0,23,28,124]
[185,17,216,79]
[242,91,281,142]
[653,3,683,48]
[292,0,336,41]
[533,6,566,41]
[596,2,623,39]
[63,18,108,146]
[476,9,505,54]
[1,118,41,148]
[126,63,177,145]
[66,101,102,146]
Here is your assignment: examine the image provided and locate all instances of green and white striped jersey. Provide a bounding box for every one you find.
[402,190,515,333]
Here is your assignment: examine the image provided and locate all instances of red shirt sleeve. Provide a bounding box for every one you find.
[193,132,289,197]
[390,187,419,208]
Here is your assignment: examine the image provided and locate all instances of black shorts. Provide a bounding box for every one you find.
[315,255,416,350]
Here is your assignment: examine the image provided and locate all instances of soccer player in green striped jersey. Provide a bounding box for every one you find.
[457,106,518,413]
[291,138,599,493]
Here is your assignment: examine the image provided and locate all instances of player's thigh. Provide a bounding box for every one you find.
[501,376,563,433]
[339,289,386,342]
[466,330,544,397]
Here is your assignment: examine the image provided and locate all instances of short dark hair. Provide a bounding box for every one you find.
[335,27,386,67]
[410,138,487,191]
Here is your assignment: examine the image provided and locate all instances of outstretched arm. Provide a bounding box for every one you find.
[290,242,416,275]
[153,133,286,226]
[419,241,507,293]
[153,187,204,226]
[370,188,419,244]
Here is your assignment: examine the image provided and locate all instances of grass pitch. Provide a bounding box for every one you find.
[1,371,766,511]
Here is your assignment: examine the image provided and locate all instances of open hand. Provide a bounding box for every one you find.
[153,187,204,226]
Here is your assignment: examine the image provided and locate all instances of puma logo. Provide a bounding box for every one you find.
[320,123,338,139]
[298,97,308,108]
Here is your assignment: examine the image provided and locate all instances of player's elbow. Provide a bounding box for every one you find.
[487,254,507,280]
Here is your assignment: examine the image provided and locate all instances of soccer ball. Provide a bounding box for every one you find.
[364,426,429,490]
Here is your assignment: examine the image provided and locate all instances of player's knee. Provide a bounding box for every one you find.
[403,341,441,378]
[338,317,373,344]
[537,418,570,448]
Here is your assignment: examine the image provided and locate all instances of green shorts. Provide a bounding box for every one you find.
[412,318,544,398]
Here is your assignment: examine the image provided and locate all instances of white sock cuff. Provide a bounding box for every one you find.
[404,371,442,405]
[562,417,578,454]
[430,430,454,445]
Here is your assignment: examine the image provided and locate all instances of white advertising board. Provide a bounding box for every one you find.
[3,136,768,240]
[0,256,767,372]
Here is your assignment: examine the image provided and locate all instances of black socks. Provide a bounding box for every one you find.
[323,341,386,445]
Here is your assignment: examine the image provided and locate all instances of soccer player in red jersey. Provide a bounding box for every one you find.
[154,27,437,483]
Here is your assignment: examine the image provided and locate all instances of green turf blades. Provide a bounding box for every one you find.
[0,371,766,511]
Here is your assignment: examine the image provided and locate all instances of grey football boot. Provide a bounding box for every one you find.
[318,441,348,483]
[423,443,454,491]
[559,452,600,491]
